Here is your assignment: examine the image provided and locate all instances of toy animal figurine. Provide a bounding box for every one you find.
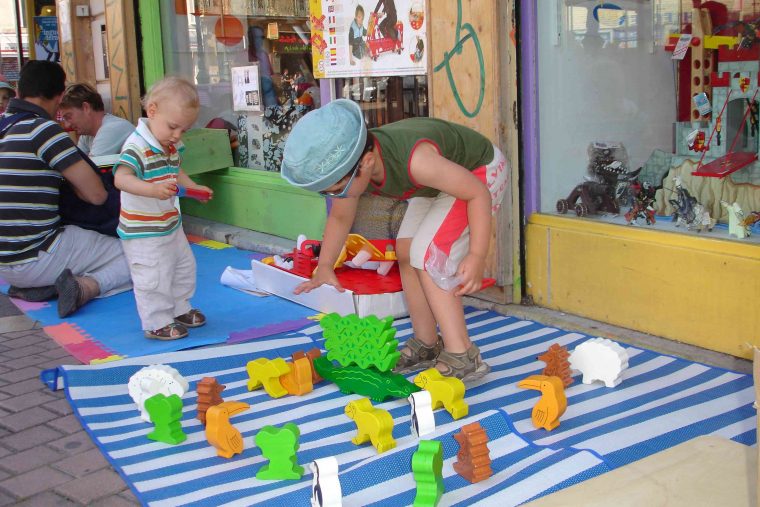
[255,423,304,480]
[344,398,396,454]
[320,312,400,371]
[556,143,640,217]
[537,343,574,388]
[293,348,324,383]
[280,357,314,396]
[569,337,629,388]
[246,357,290,398]
[196,377,225,425]
[310,457,342,507]
[453,422,493,483]
[722,200,751,238]
[314,356,419,402]
[205,401,250,458]
[414,368,469,420]
[517,375,567,431]
[670,176,715,232]
[128,364,189,422]
[409,390,435,438]
[145,393,187,445]
[625,180,657,226]
[412,440,444,507]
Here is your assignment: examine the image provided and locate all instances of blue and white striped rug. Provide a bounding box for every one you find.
[42,309,756,506]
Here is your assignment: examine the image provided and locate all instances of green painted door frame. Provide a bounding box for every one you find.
[138,0,164,89]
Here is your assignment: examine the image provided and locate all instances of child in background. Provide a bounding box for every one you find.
[0,77,15,114]
[114,77,213,340]
[281,100,508,382]
[348,5,368,65]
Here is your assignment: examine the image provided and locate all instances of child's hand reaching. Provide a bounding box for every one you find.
[294,267,344,294]
[191,185,214,203]
[454,253,485,297]
[152,181,179,200]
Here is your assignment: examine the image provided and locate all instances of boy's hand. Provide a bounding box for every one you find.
[153,181,179,200]
[190,184,214,203]
[454,253,485,297]
[294,267,344,294]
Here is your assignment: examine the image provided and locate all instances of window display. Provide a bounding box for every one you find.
[537,0,760,243]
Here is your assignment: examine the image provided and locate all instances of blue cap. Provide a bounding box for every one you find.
[281,99,366,192]
[0,82,15,96]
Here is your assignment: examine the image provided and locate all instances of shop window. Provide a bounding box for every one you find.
[159,0,317,172]
[537,0,760,243]
[338,75,428,128]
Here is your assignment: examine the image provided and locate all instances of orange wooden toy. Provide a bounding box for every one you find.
[453,422,493,483]
[280,357,314,396]
[538,343,574,388]
[517,375,567,431]
[196,377,225,425]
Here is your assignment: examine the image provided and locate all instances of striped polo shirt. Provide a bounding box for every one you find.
[115,118,182,239]
[0,99,83,265]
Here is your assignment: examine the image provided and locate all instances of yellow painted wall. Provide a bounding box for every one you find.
[526,214,760,359]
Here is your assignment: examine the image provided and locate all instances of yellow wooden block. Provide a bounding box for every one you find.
[414,368,469,420]
[246,358,290,398]
[345,398,396,453]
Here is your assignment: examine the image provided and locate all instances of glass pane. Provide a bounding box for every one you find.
[537,0,760,241]
[0,0,27,86]
[338,74,428,128]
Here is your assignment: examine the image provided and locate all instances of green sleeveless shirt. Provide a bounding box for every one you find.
[368,117,494,199]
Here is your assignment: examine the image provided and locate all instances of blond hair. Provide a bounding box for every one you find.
[142,76,200,110]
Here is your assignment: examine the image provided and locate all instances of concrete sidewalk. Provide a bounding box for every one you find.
[0,288,750,505]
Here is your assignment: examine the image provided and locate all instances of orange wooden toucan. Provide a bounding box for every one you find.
[517,375,567,431]
[205,401,250,458]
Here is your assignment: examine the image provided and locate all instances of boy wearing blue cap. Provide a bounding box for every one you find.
[0,78,15,114]
[281,100,508,381]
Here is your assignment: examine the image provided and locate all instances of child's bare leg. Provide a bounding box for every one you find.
[417,271,470,354]
[397,238,437,344]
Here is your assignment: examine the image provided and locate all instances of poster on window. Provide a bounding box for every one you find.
[310,0,426,78]
[231,64,263,112]
[34,16,60,63]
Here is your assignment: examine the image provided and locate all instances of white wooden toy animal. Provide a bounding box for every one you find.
[408,390,435,438]
[127,365,189,422]
[310,457,342,507]
[569,338,629,388]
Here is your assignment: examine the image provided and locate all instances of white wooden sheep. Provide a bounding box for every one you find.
[569,338,629,388]
[127,364,189,422]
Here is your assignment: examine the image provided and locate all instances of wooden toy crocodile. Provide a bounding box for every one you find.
[313,356,419,402]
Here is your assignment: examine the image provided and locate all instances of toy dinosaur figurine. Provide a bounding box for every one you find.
[517,375,567,431]
[625,180,657,226]
[344,398,396,453]
[413,369,468,420]
[255,423,304,480]
[246,357,290,398]
[205,401,250,458]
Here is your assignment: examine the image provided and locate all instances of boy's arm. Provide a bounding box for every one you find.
[177,169,214,201]
[61,159,108,205]
[409,142,491,295]
[114,165,176,199]
[294,196,359,294]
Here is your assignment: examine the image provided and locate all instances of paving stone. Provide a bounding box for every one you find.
[0,466,72,499]
[45,414,82,435]
[0,446,11,460]
[0,406,57,432]
[0,330,37,340]
[3,335,49,349]
[52,448,109,478]
[119,488,140,504]
[90,494,141,507]
[0,316,37,334]
[0,366,44,384]
[48,431,95,456]
[0,446,64,474]
[0,390,58,412]
[0,378,45,397]
[13,490,80,506]
[0,354,49,369]
[55,469,126,505]
[2,425,63,451]
[2,345,48,360]
[40,347,73,360]
[0,489,17,506]
[45,398,73,416]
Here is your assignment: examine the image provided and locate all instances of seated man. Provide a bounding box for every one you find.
[0,61,131,315]
[59,84,135,157]
[57,84,134,238]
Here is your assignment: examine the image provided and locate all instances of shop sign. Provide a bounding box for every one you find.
[33,16,60,63]
[310,0,427,78]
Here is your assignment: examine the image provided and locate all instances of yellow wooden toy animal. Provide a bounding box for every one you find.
[413,368,469,420]
[344,398,396,453]
[205,401,250,458]
[246,357,290,398]
[517,375,567,431]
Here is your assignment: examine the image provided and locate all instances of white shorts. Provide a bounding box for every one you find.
[396,145,508,270]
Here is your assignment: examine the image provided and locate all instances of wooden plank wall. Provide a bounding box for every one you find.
[105,0,143,122]
[56,0,97,85]
[428,0,519,303]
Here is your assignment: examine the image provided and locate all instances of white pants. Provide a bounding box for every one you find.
[121,228,196,331]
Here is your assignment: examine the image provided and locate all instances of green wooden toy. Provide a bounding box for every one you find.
[320,313,400,371]
[314,356,419,402]
[412,440,444,507]
[255,423,304,480]
[145,393,186,445]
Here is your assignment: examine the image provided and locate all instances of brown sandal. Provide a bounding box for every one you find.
[174,309,206,328]
[145,323,188,340]
[393,335,444,374]
[435,344,491,382]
